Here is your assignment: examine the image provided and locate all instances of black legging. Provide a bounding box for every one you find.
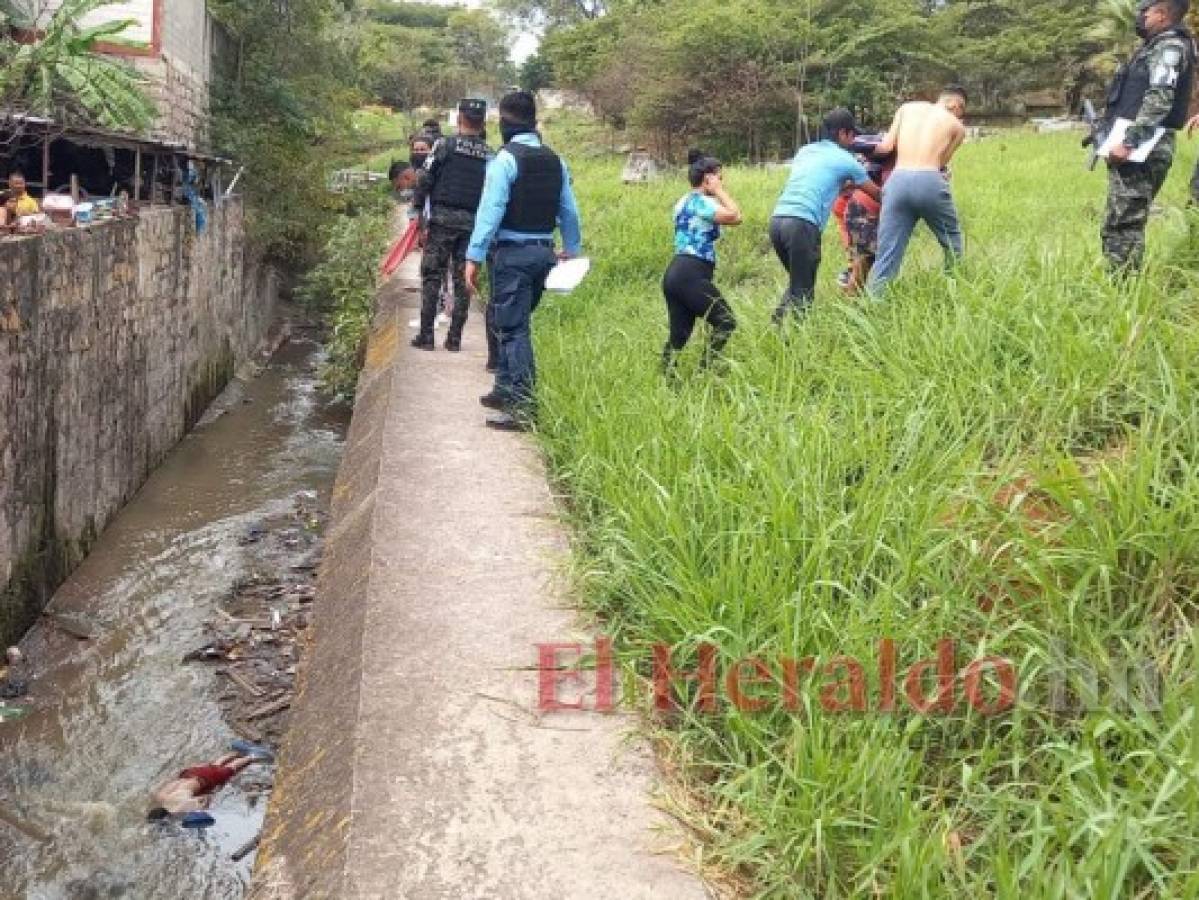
[661,254,736,370]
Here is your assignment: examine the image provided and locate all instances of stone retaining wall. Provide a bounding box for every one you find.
[0,199,277,645]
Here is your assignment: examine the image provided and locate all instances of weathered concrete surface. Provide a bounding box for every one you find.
[0,200,277,645]
[253,255,708,899]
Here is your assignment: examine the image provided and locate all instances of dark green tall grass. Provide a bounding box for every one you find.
[533,127,1199,896]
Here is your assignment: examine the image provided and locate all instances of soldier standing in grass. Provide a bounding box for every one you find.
[1100,0,1196,272]
[410,99,492,351]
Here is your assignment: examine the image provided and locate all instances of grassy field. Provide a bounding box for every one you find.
[339,106,422,173]
[530,120,1199,897]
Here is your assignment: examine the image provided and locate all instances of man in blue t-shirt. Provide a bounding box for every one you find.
[770,108,880,322]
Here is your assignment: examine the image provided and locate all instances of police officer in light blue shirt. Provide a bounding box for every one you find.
[464,91,583,432]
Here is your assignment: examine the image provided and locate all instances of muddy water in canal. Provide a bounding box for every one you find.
[0,334,348,899]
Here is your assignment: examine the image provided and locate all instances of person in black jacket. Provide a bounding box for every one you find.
[410,99,493,351]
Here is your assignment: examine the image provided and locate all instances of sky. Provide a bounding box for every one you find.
[416,0,541,63]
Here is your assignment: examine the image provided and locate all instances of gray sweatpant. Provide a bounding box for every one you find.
[866,169,963,295]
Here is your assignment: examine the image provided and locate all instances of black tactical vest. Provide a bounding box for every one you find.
[1107,26,1196,129]
[500,141,563,233]
[429,136,490,212]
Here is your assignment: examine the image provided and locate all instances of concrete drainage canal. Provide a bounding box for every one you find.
[0,327,349,899]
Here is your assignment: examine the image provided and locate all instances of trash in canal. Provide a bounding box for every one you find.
[0,703,28,722]
[39,612,95,641]
[230,739,275,761]
[1,646,29,699]
[231,833,260,861]
[181,811,216,829]
[182,640,235,663]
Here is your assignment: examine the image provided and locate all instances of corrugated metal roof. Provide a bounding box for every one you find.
[0,112,231,163]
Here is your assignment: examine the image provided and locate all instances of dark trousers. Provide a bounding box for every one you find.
[491,242,558,406]
[1102,138,1174,272]
[485,249,499,367]
[661,254,736,369]
[769,215,822,321]
[419,224,471,340]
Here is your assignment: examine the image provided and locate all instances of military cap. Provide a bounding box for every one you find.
[1138,0,1188,12]
[458,98,488,118]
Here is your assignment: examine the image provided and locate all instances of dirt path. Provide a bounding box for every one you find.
[253,255,708,899]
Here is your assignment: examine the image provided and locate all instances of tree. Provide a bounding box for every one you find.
[447,8,515,91]
[541,0,1128,156]
[0,0,155,130]
[359,22,470,111]
[366,0,452,29]
[1088,0,1137,80]
[519,53,554,93]
[492,0,608,28]
[357,4,514,109]
[209,0,361,263]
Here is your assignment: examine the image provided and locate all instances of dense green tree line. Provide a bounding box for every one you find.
[358,0,514,113]
[206,0,514,264]
[208,0,361,264]
[535,0,1136,159]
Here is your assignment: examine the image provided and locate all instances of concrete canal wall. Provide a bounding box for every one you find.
[0,199,277,644]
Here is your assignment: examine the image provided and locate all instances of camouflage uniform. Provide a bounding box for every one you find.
[419,220,473,345]
[1104,135,1175,270]
[410,124,491,349]
[1101,23,1197,271]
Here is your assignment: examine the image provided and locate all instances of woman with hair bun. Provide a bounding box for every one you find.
[660,150,743,373]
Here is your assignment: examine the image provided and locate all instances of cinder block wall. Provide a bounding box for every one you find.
[135,0,216,147]
[0,199,277,645]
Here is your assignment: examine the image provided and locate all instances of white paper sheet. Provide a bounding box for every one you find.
[545,257,592,293]
[1098,118,1166,164]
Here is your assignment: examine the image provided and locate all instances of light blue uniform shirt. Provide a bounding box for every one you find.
[772,140,869,229]
[466,132,583,263]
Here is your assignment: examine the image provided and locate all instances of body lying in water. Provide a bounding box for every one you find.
[147,752,260,819]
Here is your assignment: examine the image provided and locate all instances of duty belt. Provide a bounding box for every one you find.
[496,239,554,248]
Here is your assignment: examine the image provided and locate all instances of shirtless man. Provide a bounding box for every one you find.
[146,752,259,820]
[866,86,968,294]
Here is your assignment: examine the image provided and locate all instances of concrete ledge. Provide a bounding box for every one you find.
[253,255,706,899]
[250,273,405,899]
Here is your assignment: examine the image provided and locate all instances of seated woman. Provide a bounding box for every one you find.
[660,150,743,374]
[1,171,40,229]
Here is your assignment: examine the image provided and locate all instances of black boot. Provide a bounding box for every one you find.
[661,342,679,378]
[445,316,466,351]
[479,391,509,410]
[700,327,732,371]
[410,332,435,350]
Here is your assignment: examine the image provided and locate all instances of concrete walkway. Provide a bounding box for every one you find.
[252,254,708,899]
